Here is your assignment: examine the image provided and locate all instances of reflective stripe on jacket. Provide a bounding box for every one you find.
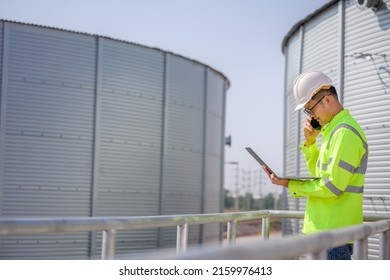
[288,109,368,234]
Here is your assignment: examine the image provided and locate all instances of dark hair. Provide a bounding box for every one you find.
[318,85,338,99]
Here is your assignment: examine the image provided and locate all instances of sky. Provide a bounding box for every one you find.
[0,0,330,196]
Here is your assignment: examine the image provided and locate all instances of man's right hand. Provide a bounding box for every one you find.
[304,116,321,146]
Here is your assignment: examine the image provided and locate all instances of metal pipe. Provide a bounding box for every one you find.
[380,228,390,260]
[0,211,386,237]
[262,217,270,240]
[176,223,188,255]
[178,219,390,260]
[227,220,237,245]
[338,0,345,104]
[355,237,368,260]
[0,211,263,235]
[294,25,305,235]
[101,229,116,260]
[0,210,389,260]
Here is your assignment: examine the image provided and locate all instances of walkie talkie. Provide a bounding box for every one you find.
[310,118,321,130]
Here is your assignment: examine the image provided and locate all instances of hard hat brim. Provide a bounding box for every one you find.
[293,84,332,111]
[294,103,306,111]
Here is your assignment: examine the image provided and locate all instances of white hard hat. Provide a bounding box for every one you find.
[293,71,333,110]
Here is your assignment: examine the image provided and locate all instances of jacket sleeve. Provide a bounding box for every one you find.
[300,141,319,176]
[288,129,366,198]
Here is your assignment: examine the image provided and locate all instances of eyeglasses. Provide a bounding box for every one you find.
[303,94,329,116]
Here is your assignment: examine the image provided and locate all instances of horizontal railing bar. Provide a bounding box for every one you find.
[176,219,390,260]
[263,210,304,219]
[0,211,270,235]
[0,210,387,236]
[1,210,389,260]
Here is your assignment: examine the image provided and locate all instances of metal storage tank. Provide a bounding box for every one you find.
[282,0,390,259]
[0,20,229,259]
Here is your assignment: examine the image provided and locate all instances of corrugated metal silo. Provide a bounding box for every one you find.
[282,0,390,259]
[0,20,229,259]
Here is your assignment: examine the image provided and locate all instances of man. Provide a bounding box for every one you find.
[264,71,368,260]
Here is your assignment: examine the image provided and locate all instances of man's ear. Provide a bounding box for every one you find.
[325,95,332,105]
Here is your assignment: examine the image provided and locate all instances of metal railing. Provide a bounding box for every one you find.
[0,210,389,259]
[178,218,390,260]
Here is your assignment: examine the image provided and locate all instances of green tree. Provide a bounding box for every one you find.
[263,193,275,209]
[224,189,235,209]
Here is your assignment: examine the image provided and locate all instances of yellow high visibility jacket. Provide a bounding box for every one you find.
[288,109,368,234]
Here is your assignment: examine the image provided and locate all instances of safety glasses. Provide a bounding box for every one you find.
[303,94,329,116]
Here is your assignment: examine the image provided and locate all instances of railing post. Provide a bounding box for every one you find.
[176,223,188,255]
[227,220,237,245]
[101,229,116,260]
[380,228,390,260]
[355,238,368,260]
[262,217,270,240]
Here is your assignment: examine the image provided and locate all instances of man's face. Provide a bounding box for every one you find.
[303,93,327,116]
[303,92,330,128]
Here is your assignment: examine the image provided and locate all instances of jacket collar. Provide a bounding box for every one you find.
[322,109,350,136]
